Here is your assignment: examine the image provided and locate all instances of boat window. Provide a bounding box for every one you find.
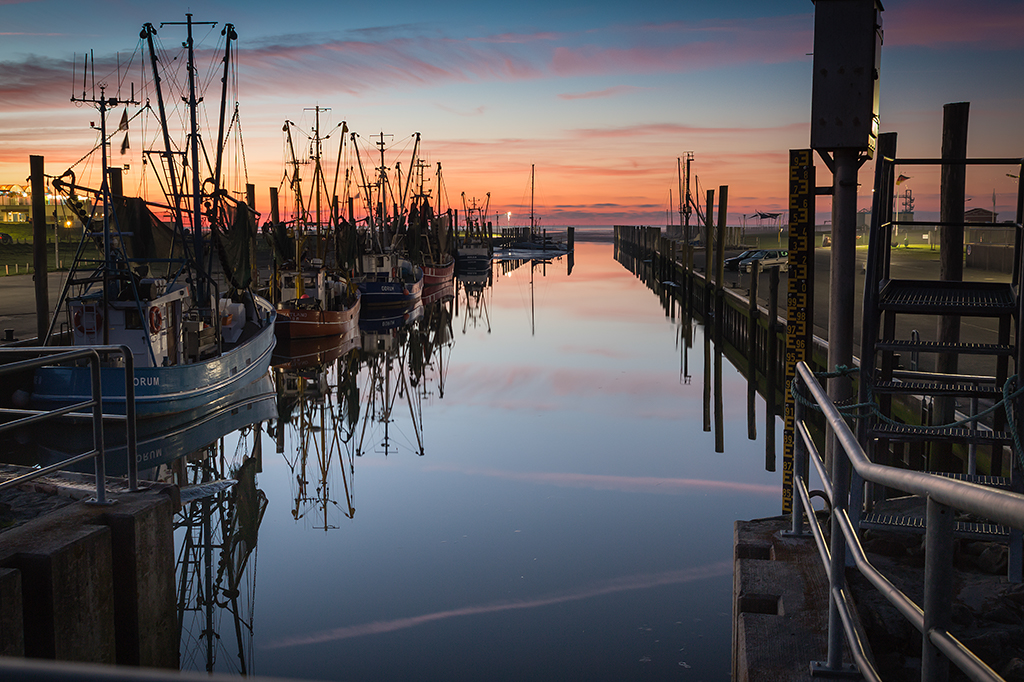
[125,308,143,329]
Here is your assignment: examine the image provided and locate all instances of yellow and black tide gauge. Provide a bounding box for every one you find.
[782,150,815,513]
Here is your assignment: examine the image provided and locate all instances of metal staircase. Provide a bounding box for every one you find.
[855,132,1024,575]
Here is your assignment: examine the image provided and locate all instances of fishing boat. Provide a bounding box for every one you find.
[406,157,456,286]
[349,131,426,308]
[456,193,492,273]
[357,253,424,307]
[272,107,361,340]
[422,258,454,286]
[275,265,360,340]
[32,16,276,418]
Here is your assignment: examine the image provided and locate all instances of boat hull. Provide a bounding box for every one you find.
[275,292,360,341]
[422,257,455,287]
[36,373,277,475]
[31,297,278,418]
[359,266,424,308]
[456,245,491,273]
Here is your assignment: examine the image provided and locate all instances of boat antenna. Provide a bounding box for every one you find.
[70,52,140,346]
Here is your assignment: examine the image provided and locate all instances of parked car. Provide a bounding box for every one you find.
[739,249,789,273]
[0,232,11,245]
[724,250,758,271]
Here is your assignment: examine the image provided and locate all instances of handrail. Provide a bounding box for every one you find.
[0,345,138,499]
[792,360,1020,682]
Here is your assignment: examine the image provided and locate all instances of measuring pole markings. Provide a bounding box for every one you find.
[782,149,814,513]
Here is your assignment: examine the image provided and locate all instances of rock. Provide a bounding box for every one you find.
[978,544,1008,575]
[985,603,1022,625]
[951,602,974,627]
[863,536,907,557]
[1002,658,1024,682]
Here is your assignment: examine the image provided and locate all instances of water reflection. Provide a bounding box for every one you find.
[271,328,361,530]
[174,425,266,675]
[6,241,785,681]
[615,238,781,468]
[354,287,454,458]
[455,263,492,334]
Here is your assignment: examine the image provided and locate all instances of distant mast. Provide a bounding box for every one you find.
[529,163,535,239]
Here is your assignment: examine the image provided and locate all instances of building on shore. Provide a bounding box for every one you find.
[0,184,90,234]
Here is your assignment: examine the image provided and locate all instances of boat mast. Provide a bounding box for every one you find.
[352,132,377,248]
[161,13,217,306]
[186,15,204,302]
[401,132,421,214]
[212,24,237,217]
[677,157,685,237]
[330,120,349,227]
[373,132,393,246]
[141,25,185,234]
[529,164,535,239]
[682,151,694,240]
[308,105,329,256]
[284,122,307,225]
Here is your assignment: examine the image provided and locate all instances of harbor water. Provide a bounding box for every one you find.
[169,238,783,681]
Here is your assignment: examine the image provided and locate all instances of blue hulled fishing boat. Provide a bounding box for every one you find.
[32,15,275,417]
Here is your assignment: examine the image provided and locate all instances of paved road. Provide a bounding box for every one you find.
[0,271,71,342]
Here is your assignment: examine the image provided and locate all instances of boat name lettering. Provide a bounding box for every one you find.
[137,448,162,463]
[134,376,160,387]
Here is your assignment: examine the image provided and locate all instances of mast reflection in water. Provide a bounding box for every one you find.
[176,239,781,681]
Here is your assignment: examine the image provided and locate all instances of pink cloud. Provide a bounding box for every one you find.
[238,36,547,97]
[559,85,645,100]
[470,31,562,45]
[570,121,807,140]
[885,0,1024,50]
[550,16,811,77]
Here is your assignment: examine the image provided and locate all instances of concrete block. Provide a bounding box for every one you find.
[1,566,24,656]
[733,516,837,682]
[0,487,178,669]
[0,520,116,662]
[96,494,178,668]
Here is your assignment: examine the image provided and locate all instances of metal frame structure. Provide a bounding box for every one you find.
[0,345,138,501]
[791,360,1024,681]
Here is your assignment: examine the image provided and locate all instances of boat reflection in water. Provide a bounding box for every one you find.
[455,260,493,334]
[34,374,276,477]
[354,280,454,458]
[170,272,455,674]
[174,423,268,675]
[271,326,361,530]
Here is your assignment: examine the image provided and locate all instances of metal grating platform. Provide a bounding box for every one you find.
[878,279,1016,315]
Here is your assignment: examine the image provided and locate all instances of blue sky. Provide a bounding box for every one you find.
[1,0,1021,225]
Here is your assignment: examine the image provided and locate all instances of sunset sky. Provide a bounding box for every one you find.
[1,0,1022,227]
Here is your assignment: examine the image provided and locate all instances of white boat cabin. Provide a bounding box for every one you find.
[67,278,249,368]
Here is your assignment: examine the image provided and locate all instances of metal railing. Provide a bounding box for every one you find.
[791,360,1024,682]
[0,346,137,503]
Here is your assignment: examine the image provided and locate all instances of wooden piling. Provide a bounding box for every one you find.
[935,102,969,472]
[766,267,780,471]
[30,156,49,342]
[704,189,715,319]
[747,262,761,442]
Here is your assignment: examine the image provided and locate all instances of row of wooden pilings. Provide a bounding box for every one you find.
[612,225,829,467]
